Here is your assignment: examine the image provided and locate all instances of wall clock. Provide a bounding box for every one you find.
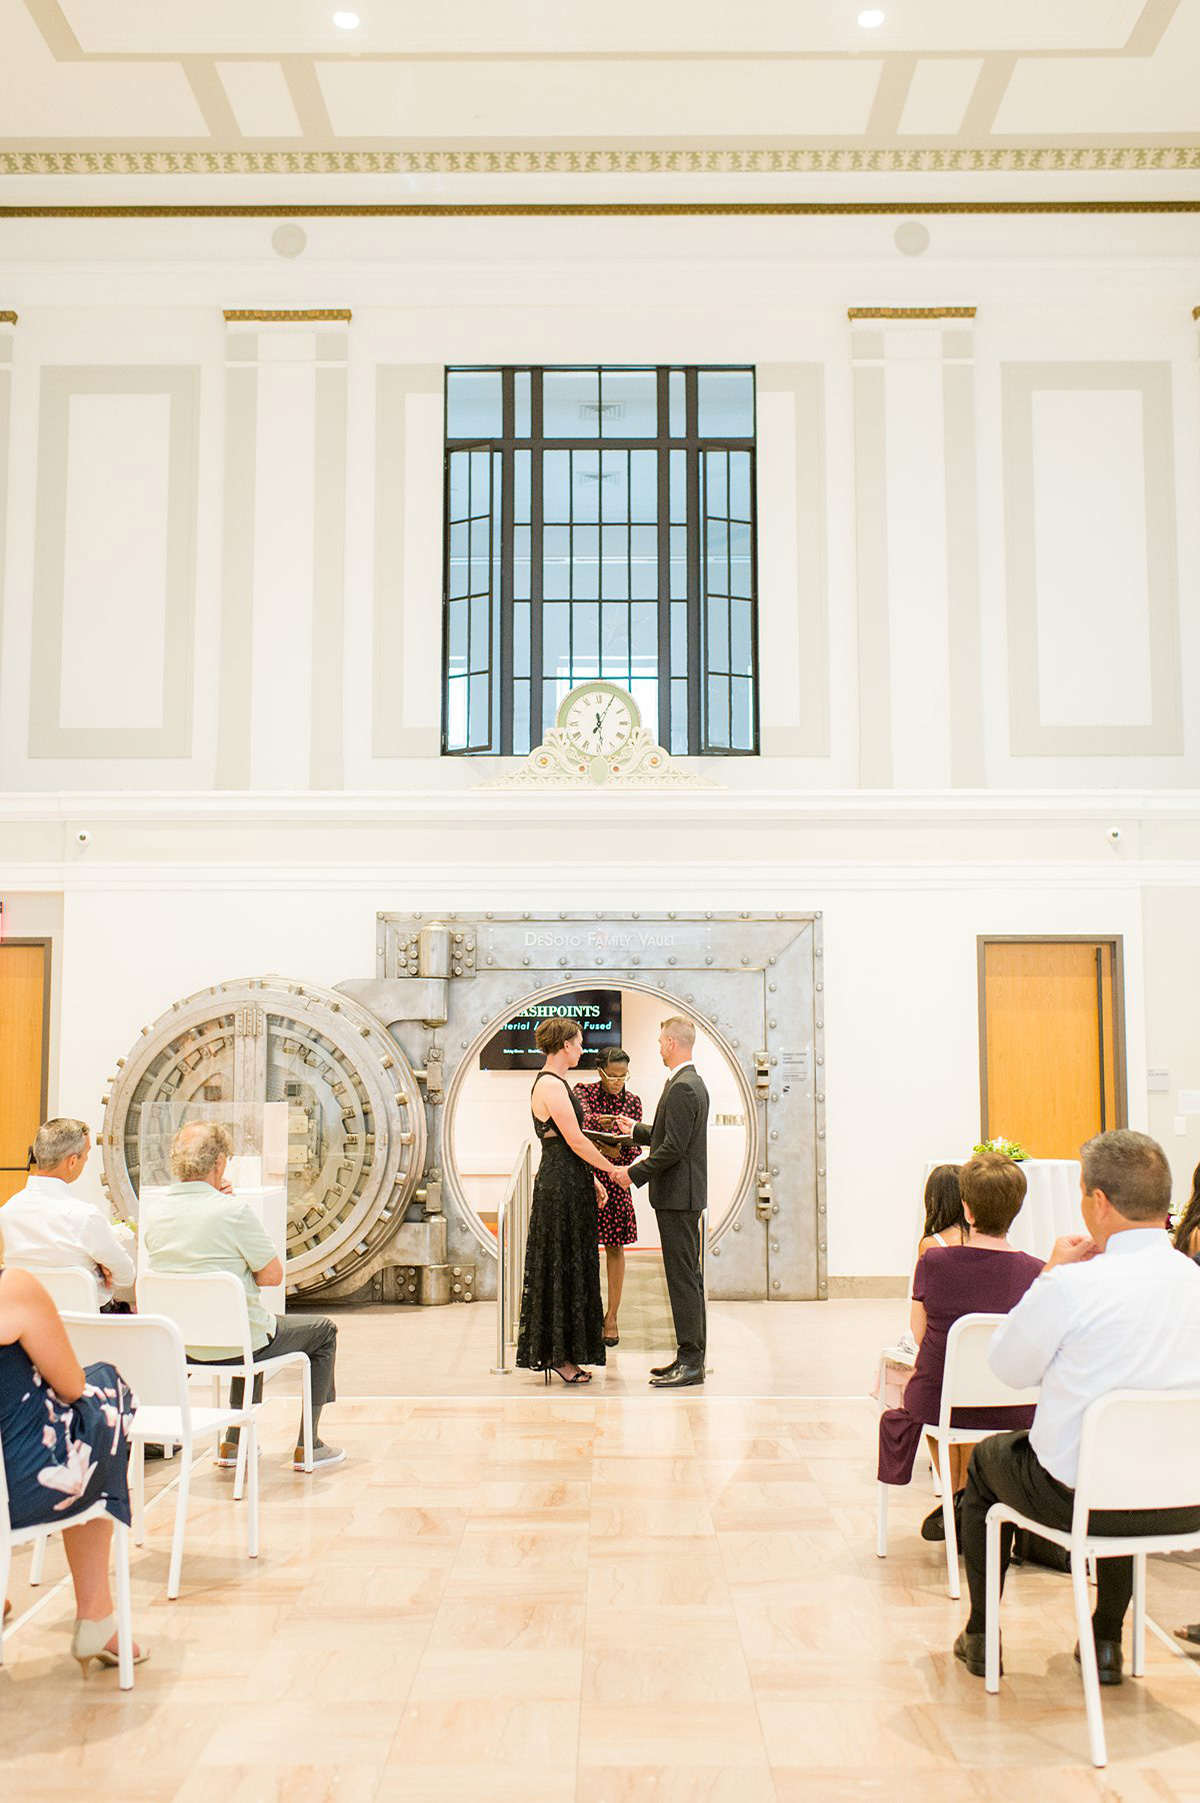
[483,681,719,789]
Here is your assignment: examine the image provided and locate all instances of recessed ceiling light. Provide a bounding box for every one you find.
[858,8,886,25]
[333,10,360,27]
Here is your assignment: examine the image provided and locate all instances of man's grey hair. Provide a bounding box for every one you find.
[34,1117,90,1170]
[660,1015,697,1050]
[1080,1128,1172,1223]
[170,1121,233,1184]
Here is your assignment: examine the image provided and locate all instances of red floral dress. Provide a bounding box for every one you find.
[574,1080,642,1247]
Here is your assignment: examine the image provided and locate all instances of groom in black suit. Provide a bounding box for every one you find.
[618,1016,710,1389]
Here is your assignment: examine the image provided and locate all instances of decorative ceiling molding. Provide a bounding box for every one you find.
[848,306,977,319]
[3,145,1200,177]
[4,201,1200,220]
[223,307,351,322]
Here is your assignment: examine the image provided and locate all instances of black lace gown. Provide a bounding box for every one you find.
[515,1072,607,1372]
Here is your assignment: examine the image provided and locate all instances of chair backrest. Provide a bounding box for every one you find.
[29,1265,101,1314]
[61,1312,191,1415]
[1073,1388,1200,1521]
[938,1312,1041,1430]
[136,1270,255,1365]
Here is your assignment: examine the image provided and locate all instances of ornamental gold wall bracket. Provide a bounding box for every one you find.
[481,681,723,790]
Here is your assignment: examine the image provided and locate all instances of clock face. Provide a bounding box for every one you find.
[560,685,637,758]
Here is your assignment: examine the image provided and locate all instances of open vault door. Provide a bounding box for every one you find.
[343,912,826,1303]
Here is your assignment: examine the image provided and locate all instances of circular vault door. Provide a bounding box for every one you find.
[100,977,425,1297]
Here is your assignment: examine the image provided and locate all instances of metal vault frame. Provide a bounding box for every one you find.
[341,910,826,1303]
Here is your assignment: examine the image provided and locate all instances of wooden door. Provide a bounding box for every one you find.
[0,942,50,1204]
[980,939,1123,1159]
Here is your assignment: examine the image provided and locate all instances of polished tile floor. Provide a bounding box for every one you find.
[3,1292,1200,1801]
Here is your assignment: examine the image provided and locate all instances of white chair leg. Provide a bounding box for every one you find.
[132,1439,146,1546]
[245,1421,260,1560]
[927,1433,943,1498]
[876,1484,888,1558]
[166,1446,192,1601]
[28,1534,47,1586]
[984,1509,1002,1692]
[233,1422,248,1503]
[113,1521,134,1690]
[1072,1552,1108,1767]
[1132,1552,1147,1679]
[940,1442,960,1600]
[300,1362,314,1472]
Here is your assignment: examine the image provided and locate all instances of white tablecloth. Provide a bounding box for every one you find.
[920,1158,1082,1264]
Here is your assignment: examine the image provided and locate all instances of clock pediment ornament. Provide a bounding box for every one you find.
[483,682,721,789]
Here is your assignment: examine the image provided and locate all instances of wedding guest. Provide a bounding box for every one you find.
[1172,1160,1200,1259]
[954,1130,1200,1683]
[0,1240,145,1673]
[141,1121,343,1471]
[918,1164,968,1257]
[878,1153,1042,1537]
[2,1118,135,1308]
[515,1016,631,1385]
[574,1046,642,1346]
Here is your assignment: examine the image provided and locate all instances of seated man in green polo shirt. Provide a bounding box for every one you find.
[141,1120,343,1471]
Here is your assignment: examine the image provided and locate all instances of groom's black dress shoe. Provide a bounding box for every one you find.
[650,1362,704,1389]
[650,1358,682,1378]
[1074,1636,1124,1685]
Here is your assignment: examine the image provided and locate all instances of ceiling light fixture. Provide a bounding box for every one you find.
[857,8,885,25]
[332,10,361,28]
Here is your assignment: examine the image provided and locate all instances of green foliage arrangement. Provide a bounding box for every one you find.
[972,1135,1029,1162]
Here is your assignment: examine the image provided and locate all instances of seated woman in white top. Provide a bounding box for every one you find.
[917,1163,968,1258]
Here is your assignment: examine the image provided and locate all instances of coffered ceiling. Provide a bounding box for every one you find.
[1,0,1199,185]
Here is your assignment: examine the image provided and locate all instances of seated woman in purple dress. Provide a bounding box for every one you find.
[878,1152,1043,1540]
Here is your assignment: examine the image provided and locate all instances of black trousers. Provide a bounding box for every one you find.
[656,1209,706,1364]
[962,1430,1200,1638]
[190,1314,338,1447]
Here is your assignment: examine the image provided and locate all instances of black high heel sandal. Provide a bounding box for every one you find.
[544,1366,592,1385]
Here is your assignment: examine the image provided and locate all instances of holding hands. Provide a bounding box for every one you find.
[607,1166,632,1191]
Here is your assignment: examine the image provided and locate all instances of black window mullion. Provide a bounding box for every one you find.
[498,369,515,756]
[530,368,545,745]
[685,367,703,755]
[655,367,671,746]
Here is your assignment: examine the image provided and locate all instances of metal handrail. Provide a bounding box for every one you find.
[492,1138,534,1374]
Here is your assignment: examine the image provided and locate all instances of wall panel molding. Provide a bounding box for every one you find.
[372,365,444,761]
[28,366,199,760]
[1002,362,1183,758]
[756,364,829,759]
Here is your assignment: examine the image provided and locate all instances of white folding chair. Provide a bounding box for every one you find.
[21,1266,101,1313]
[985,1387,1200,1768]
[136,1271,313,1489]
[61,1311,260,1600]
[877,1313,1041,1598]
[0,1414,136,1687]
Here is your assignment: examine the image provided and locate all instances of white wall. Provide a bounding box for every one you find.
[3,211,1200,1281]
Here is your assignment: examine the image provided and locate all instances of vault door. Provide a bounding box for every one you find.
[372,911,825,1304]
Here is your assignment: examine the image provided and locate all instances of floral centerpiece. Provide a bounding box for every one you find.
[972,1135,1029,1162]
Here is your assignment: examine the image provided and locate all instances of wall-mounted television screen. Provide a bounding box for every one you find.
[479,990,623,1072]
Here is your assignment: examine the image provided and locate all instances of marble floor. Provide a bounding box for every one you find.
[3,1299,1200,1801]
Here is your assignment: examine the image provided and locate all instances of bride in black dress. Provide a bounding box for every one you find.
[515,1015,632,1385]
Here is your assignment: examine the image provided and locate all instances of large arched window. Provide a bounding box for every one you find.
[443,366,758,757]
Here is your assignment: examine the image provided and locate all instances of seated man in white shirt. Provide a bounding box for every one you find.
[954,1129,1200,1683]
[2,1117,135,1308]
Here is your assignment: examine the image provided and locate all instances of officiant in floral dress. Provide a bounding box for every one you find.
[575,1047,642,1347]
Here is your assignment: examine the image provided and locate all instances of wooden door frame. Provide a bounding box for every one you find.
[977,935,1128,1142]
[0,938,52,1175]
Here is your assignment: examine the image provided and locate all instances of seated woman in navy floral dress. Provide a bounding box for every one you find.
[0,1246,143,1673]
[574,1046,642,1346]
